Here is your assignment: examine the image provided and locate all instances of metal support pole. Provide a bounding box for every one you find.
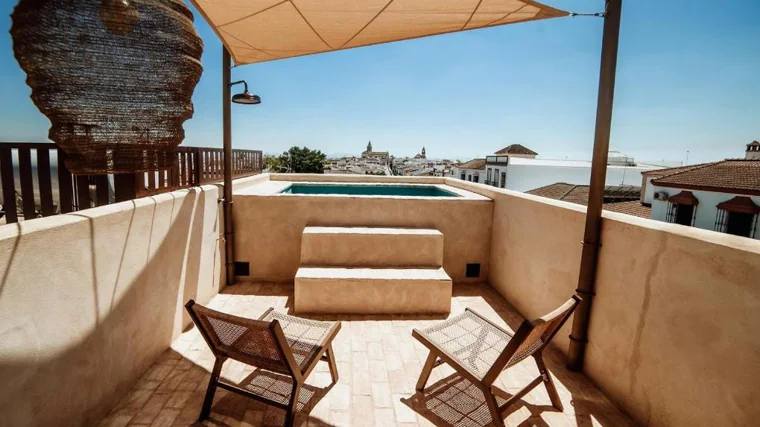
[222,47,236,287]
[567,0,622,372]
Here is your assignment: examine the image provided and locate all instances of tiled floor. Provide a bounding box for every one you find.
[98,283,638,427]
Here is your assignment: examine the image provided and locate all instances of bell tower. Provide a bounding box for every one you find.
[746,141,760,160]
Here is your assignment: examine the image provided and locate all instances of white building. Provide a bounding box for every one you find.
[482,156,658,191]
[452,158,485,183]
[648,151,760,240]
[453,145,659,191]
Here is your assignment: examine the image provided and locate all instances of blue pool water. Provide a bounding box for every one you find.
[280,183,461,197]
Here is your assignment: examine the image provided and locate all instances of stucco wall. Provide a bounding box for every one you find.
[650,186,760,240]
[0,185,224,427]
[234,175,493,283]
[479,185,760,427]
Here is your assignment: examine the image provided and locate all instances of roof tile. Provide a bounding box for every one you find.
[494,144,538,156]
[651,159,760,195]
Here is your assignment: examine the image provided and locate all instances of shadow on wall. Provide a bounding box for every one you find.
[0,186,222,427]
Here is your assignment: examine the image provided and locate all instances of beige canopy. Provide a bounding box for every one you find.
[189,0,569,65]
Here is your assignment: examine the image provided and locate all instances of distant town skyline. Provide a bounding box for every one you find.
[1,0,758,165]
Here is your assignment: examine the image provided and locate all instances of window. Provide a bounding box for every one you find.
[493,169,499,187]
[460,172,466,180]
[486,168,492,184]
[665,191,698,226]
[500,172,506,188]
[467,174,472,181]
[714,197,759,238]
[727,212,754,237]
[473,175,479,183]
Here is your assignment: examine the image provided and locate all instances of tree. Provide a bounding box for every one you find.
[279,146,327,174]
[264,154,286,172]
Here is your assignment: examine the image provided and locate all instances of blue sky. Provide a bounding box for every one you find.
[1,0,758,163]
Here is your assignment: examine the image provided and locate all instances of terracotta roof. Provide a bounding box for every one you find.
[641,163,705,177]
[650,159,760,196]
[526,182,650,218]
[526,183,641,206]
[494,144,538,156]
[457,158,486,170]
[603,200,652,218]
[716,196,760,214]
[668,190,699,206]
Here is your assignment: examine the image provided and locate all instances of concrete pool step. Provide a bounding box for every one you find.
[300,226,443,268]
[294,267,452,314]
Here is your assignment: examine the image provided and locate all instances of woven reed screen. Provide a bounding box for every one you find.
[11,0,203,174]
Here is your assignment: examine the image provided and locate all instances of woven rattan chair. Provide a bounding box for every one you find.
[412,296,580,426]
[185,300,341,426]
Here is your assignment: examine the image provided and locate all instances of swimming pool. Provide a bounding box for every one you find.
[279,183,461,197]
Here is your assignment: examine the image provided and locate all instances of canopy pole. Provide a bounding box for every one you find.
[222,46,236,287]
[567,0,622,372]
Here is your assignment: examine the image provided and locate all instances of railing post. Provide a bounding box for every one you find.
[0,147,18,223]
[192,147,202,186]
[114,174,138,203]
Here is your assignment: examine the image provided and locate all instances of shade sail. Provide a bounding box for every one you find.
[189,0,569,65]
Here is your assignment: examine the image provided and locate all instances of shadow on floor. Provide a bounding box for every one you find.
[402,373,556,427]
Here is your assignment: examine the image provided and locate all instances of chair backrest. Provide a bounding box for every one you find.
[185,300,293,375]
[505,296,581,369]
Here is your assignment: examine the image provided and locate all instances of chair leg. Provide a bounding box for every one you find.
[326,346,339,384]
[482,385,504,427]
[416,352,438,392]
[285,380,302,427]
[199,357,225,421]
[534,353,563,411]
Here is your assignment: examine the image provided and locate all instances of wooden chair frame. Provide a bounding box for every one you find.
[185,301,341,427]
[412,296,580,426]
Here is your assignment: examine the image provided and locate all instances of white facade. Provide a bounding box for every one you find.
[650,185,760,240]
[453,157,659,190]
[642,175,658,205]
[495,157,658,192]
[452,166,485,183]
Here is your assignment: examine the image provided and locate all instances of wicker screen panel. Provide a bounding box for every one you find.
[10,0,203,174]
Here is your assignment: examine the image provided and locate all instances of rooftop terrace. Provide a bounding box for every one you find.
[98,283,636,427]
[1,173,759,427]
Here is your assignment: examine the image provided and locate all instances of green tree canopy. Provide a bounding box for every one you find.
[278,146,326,174]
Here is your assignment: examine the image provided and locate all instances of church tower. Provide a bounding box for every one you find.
[421,146,426,159]
[367,141,373,153]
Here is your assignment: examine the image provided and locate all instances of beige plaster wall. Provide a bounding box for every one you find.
[0,185,224,427]
[480,185,760,427]
[234,184,492,283]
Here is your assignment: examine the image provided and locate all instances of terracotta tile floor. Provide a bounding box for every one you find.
[98,283,638,427]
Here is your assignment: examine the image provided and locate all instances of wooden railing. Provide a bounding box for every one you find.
[0,143,263,224]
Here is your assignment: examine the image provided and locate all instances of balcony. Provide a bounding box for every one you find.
[1,173,758,427]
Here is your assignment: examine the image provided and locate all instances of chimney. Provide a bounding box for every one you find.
[746,141,760,160]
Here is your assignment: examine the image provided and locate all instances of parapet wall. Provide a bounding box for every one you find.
[0,185,224,427]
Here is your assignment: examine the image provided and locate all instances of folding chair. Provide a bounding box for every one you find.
[412,296,580,425]
[185,300,341,426]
